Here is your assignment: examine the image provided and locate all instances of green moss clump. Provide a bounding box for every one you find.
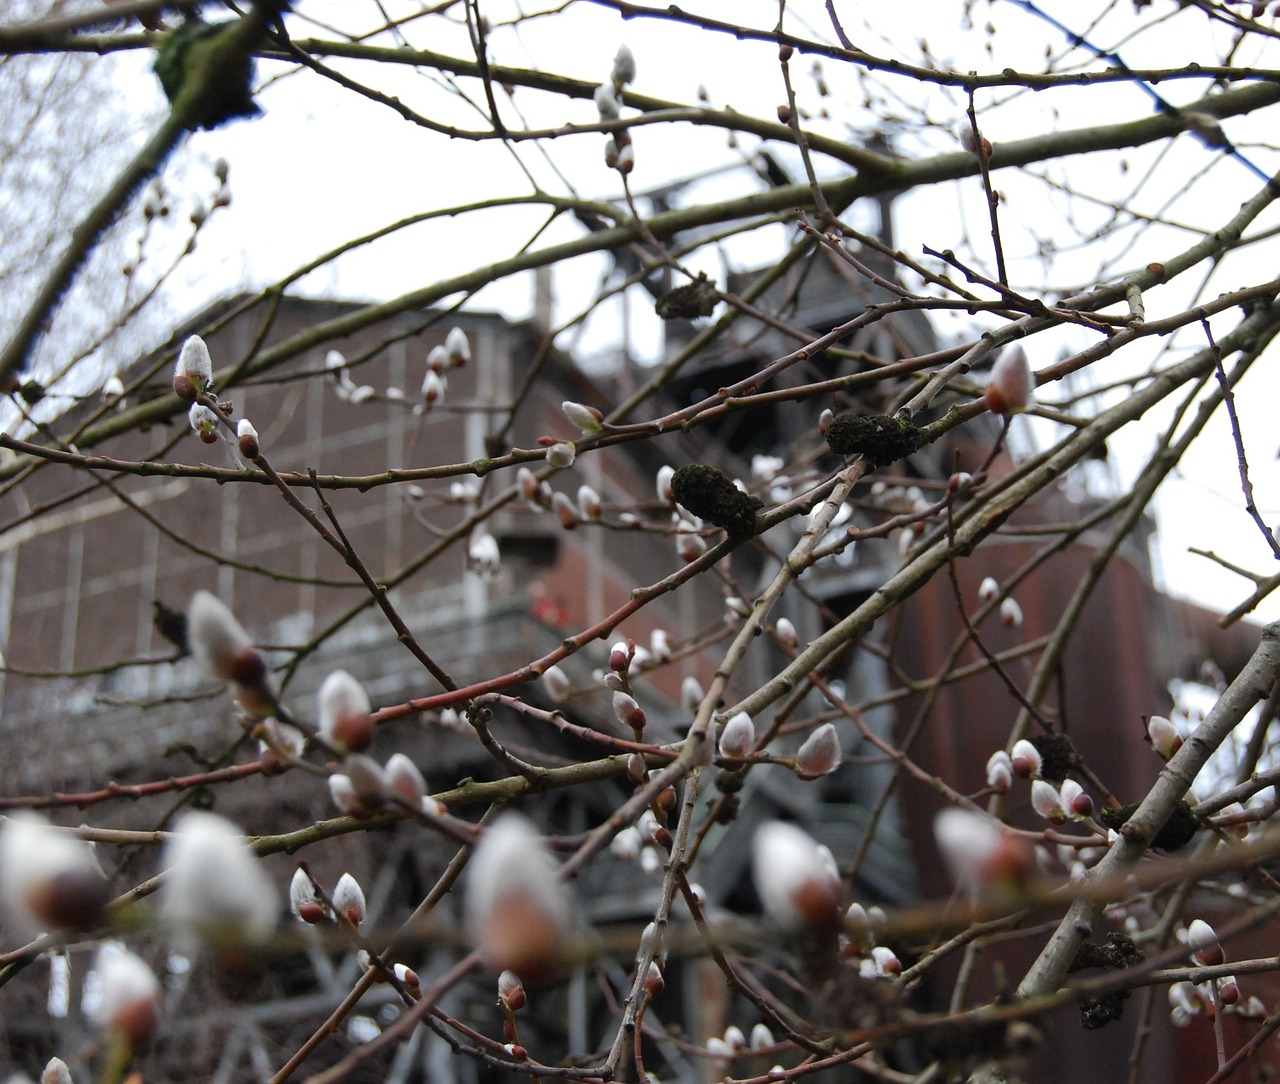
[154,19,261,131]
[825,413,924,467]
[1029,733,1077,784]
[671,464,761,540]
[1068,933,1143,1030]
[1098,800,1198,851]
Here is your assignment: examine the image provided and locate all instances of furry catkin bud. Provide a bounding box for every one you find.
[984,347,1035,415]
[595,83,621,121]
[161,811,277,945]
[577,485,603,521]
[236,418,259,459]
[445,327,471,366]
[1010,739,1041,779]
[466,815,571,982]
[333,872,366,927]
[385,753,427,807]
[498,969,527,1011]
[552,491,578,529]
[93,945,159,1050]
[934,808,1033,900]
[752,822,842,934]
[546,442,576,469]
[656,465,675,503]
[613,691,646,730]
[290,867,328,924]
[0,813,109,933]
[186,592,274,714]
[41,1058,73,1084]
[188,403,218,442]
[1059,778,1093,819]
[174,335,213,401]
[1031,779,1066,824]
[609,641,630,672]
[794,723,841,779]
[1148,715,1182,759]
[541,665,570,702]
[420,370,446,407]
[681,675,703,710]
[986,750,1013,793]
[611,44,637,87]
[317,670,374,753]
[329,773,379,819]
[1188,919,1224,967]
[718,712,755,758]
[562,401,603,434]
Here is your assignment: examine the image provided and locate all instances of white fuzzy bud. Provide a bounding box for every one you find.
[385,752,427,807]
[188,402,218,439]
[681,675,704,710]
[933,808,1032,899]
[236,417,260,458]
[1148,715,1182,759]
[546,442,576,469]
[92,945,159,1049]
[562,401,603,434]
[577,484,603,520]
[174,335,213,399]
[498,968,526,1011]
[0,813,108,933]
[466,814,571,980]
[985,346,1036,415]
[1010,738,1041,779]
[656,465,675,503]
[1031,779,1066,824]
[985,750,1013,793]
[445,327,471,366]
[718,712,755,758]
[612,44,637,86]
[318,670,374,754]
[41,1058,74,1084]
[794,722,841,779]
[752,822,841,934]
[613,691,647,730]
[186,592,272,714]
[775,618,798,649]
[333,872,367,926]
[290,867,327,924]
[468,530,501,576]
[610,826,643,861]
[161,811,277,945]
[1188,918,1224,966]
[552,491,578,530]
[421,369,447,407]
[595,83,621,121]
[1059,778,1093,820]
[542,665,570,702]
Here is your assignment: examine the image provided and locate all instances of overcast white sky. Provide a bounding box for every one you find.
[76,0,1280,625]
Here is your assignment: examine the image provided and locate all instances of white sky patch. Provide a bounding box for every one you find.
[62,0,1280,624]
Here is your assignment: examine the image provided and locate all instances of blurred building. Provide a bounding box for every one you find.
[0,250,1269,1083]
